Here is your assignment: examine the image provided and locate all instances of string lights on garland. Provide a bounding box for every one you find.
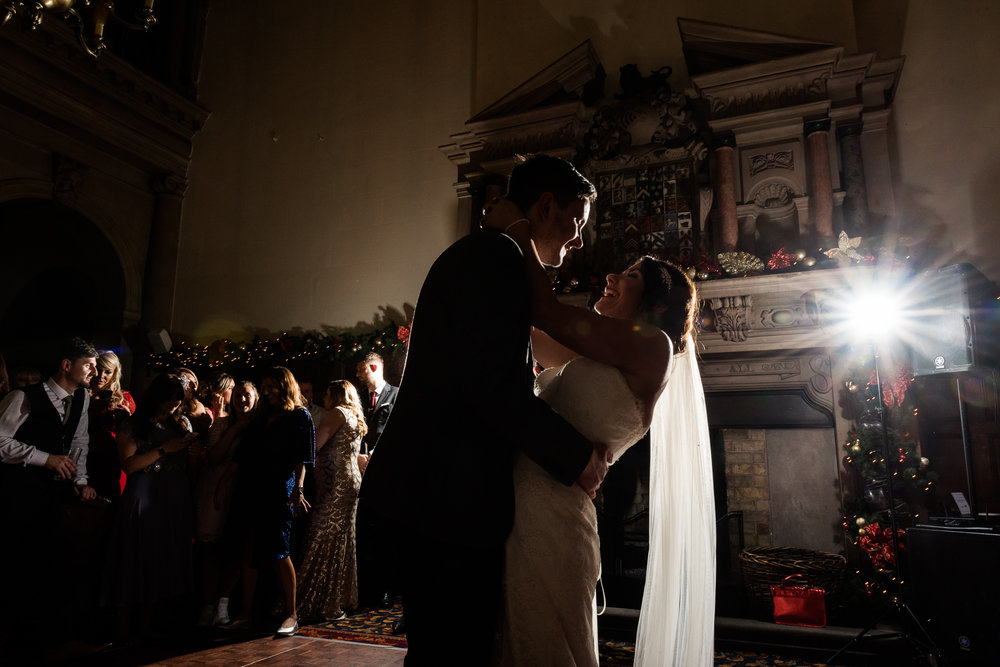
[146,322,412,374]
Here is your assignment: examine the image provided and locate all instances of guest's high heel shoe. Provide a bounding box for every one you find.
[276,616,298,637]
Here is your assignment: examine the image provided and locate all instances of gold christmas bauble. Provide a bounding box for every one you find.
[856,517,866,527]
[803,257,817,267]
[696,271,710,280]
[795,249,808,260]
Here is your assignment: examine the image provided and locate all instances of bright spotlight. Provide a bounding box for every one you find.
[845,290,902,342]
[821,267,919,346]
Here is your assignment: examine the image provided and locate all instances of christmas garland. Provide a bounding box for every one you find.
[146,322,412,375]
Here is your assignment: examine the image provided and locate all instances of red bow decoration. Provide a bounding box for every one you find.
[858,521,905,568]
[868,363,913,409]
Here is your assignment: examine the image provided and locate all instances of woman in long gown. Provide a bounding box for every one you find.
[296,380,367,622]
[102,373,199,640]
[484,201,715,666]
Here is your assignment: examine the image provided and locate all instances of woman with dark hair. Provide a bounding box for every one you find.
[102,373,199,639]
[224,366,314,636]
[296,379,367,622]
[176,367,213,435]
[484,201,714,666]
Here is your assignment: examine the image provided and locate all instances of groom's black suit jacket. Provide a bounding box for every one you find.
[359,228,592,547]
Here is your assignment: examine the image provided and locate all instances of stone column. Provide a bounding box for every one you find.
[837,122,868,235]
[805,118,834,246]
[143,173,187,333]
[860,109,896,221]
[712,132,739,252]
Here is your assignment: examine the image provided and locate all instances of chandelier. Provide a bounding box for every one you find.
[1,1,156,58]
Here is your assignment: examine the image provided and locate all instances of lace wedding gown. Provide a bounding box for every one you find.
[499,357,648,666]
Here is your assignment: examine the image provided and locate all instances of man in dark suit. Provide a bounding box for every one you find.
[359,155,608,665]
[354,351,400,610]
[356,351,398,458]
[0,337,98,632]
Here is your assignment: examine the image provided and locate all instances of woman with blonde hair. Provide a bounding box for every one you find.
[89,350,136,500]
[224,367,314,636]
[297,380,368,622]
[196,378,258,626]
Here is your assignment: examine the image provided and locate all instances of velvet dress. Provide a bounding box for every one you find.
[234,407,314,565]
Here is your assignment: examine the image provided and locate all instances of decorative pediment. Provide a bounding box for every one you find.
[468,41,604,124]
[678,17,835,75]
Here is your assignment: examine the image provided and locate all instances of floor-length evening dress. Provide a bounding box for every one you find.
[296,406,363,621]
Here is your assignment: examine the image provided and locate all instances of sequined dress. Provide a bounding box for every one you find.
[296,406,363,621]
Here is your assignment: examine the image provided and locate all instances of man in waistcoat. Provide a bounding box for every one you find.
[0,337,98,631]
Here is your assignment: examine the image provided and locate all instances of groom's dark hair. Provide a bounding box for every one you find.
[506,154,596,213]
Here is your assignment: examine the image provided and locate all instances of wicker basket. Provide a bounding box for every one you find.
[739,546,846,613]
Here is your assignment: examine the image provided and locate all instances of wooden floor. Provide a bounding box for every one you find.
[147,635,405,666]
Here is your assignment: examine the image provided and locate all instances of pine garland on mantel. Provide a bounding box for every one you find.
[146,322,411,375]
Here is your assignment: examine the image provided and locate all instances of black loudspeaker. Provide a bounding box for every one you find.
[906,525,1000,664]
[910,264,998,376]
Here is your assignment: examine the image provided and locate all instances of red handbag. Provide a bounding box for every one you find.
[770,574,827,627]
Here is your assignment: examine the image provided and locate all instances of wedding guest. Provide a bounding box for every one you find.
[355,352,397,460]
[296,380,367,622]
[299,378,327,427]
[222,367,313,636]
[208,381,262,627]
[102,373,198,641]
[0,338,98,630]
[195,375,254,627]
[355,352,399,611]
[88,350,136,501]
[202,371,235,422]
[177,367,213,435]
[13,366,43,388]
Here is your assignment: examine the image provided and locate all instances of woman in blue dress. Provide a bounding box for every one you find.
[227,366,314,636]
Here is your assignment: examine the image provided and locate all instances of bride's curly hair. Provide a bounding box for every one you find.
[636,256,697,354]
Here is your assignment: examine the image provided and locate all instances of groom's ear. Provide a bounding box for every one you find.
[534,192,556,222]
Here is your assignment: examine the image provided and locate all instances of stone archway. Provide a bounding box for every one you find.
[0,198,126,374]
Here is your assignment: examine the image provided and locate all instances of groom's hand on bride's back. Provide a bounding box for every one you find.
[576,443,613,499]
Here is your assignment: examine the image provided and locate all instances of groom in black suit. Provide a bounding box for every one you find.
[359,155,607,665]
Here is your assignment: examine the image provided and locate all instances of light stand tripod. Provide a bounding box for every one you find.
[827,341,943,665]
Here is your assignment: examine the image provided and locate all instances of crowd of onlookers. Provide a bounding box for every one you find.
[0,341,398,651]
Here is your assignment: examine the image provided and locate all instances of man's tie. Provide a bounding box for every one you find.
[370,391,378,410]
[62,395,73,425]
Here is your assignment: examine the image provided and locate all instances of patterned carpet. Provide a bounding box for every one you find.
[298,604,828,666]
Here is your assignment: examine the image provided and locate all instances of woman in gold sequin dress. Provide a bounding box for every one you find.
[296,379,367,621]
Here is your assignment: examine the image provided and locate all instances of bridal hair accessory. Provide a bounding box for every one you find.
[659,265,673,292]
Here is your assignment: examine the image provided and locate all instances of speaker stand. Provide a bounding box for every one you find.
[828,342,943,665]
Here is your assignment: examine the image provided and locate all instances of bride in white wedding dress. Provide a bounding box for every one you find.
[485,204,715,667]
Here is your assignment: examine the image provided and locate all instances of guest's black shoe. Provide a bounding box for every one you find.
[391,618,406,635]
[380,593,393,608]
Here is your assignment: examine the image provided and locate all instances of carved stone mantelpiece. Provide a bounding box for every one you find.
[706,294,753,342]
[695,266,876,354]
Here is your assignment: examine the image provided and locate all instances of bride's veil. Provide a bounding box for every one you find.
[635,334,716,666]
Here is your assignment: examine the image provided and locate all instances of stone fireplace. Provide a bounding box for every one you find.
[441,20,906,604]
